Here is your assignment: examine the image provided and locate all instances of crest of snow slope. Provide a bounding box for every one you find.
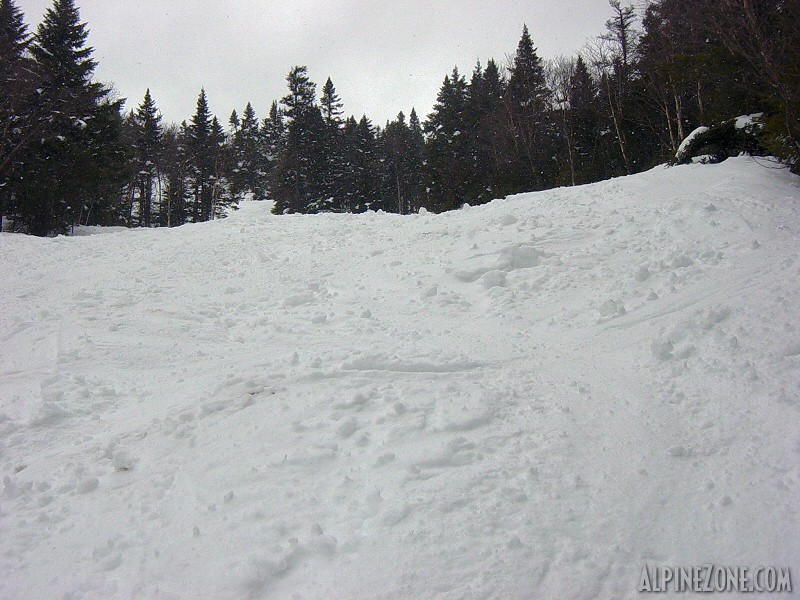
[1,157,799,599]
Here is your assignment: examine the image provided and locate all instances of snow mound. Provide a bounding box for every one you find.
[1,157,799,599]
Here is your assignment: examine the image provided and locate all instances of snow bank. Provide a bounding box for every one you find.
[1,157,799,599]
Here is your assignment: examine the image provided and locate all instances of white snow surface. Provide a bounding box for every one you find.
[1,158,799,599]
[675,126,709,159]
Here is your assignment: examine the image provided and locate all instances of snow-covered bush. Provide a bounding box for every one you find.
[674,114,766,165]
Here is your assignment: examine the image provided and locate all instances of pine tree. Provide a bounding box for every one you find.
[187,88,214,221]
[320,77,344,128]
[160,122,189,227]
[465,59,509,203]
[230,102,263,200]
[281,66,316,121]
[209,115,234,218]
[505,25,555,191]
[382,112,410,213]
[133,88,162,226]
[711,0,800,171]
[406,108,426,213]
[319,78,347,211]
[337,116,360,212]
[12,0,128,235]
[0,0,32,229]
[272,66,328,214]
[424,67,471,211]
[568,56,602,183]
[353,115,379,212]
[260,100,285,200]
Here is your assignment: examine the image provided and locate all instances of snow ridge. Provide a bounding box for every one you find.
[1,158,799,599]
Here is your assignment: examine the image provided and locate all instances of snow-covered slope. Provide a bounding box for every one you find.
[1,158,799,599]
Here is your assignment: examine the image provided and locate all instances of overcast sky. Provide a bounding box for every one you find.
[18,0,616,126]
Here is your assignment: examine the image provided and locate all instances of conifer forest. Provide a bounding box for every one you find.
[1,0,798,235]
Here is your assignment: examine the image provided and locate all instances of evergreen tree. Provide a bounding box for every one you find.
[230,102,263,200]
[187,88,214,221]
[406,108,426,213]
[319,78,347,211]
[382,112,411,213]
[337,115,380,213]
[424,67,472,211]
[505,25,555,191]
[320,77,344,128]
[11,0,128,235]
[272,66,328,214]
[260,100,285,200]
[712,0,800,171]
[209,115,234,218]
[465,59,509,203]
[568,56,603,183]
[160,122,189,227]
[337,116,360,212]
[132,89,162,227]
[0,0,32,230]
[354,115,380,212]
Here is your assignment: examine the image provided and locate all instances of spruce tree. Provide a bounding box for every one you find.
[187,88,214,221]
[133,89,162,226]
[273,66,328,214]
[209,115,234,218]
[424,68,471,211]
[465,60,509,204]
[406,108,426,213]
[380,110,425,214]
[382,112,410,213]
[353,115,379,212]
[230,102,263,200]
[505,25,555,191]
[160,122,189,227]
[0,0,31,229]
[260,100,285,200]
[13,0,127,235]
[319,78,346,210]
[568,56,602,183]
[320,77,344,128]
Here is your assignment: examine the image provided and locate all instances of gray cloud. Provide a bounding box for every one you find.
[18,0,614,125]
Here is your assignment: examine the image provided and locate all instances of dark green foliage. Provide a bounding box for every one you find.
[568,56,603,184]
[504,26,556,191]
[320,77,344,128]
[272,67,329,214]
[187,88,214,222]
[674,119,766,165]
[229,102,265,200]
[129,89,163,227]
[0,0,31,229]
[381,111,425,214]
[712,0,800,173]
[463,60,511,204]
[5,0,128,235]
[160,123,190,227]
[424,68,472,212]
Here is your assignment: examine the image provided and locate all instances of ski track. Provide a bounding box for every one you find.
[0,158,799,599]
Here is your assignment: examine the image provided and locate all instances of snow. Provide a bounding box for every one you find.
[1,157,799,599]
[676,125,709,158]
[734,113,764,130]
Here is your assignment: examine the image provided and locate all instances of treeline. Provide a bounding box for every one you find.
[1,0,797,235]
